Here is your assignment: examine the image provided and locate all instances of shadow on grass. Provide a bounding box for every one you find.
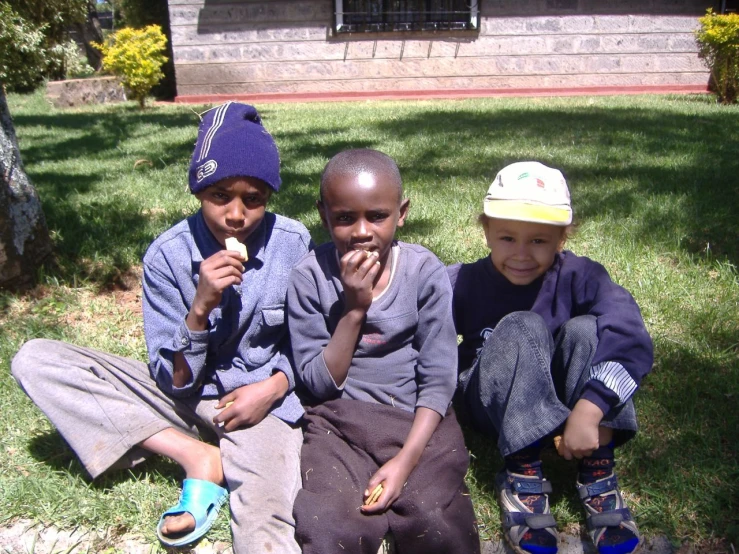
[14,109,197,169]
[39,193,185,288]
[461,335,739,546]
[12,109,199,288]
[26,431,86,478]
[26,431,183,488]
[274,102,739,265]
[630,340,738,542]
[279,136,376,165]
[12,100,739,289]
[376,105,739,264]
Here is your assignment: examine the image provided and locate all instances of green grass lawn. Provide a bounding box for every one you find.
[1,90,737,552]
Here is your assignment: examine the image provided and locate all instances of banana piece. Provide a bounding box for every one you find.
[364,484,383,506]
[553,435,564,456]
[225,237,248,260]
[218,401,235,428]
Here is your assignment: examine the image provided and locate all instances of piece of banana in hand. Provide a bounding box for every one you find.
[364,484,383,506]
[553,435,564,456]
[225,237,248,260]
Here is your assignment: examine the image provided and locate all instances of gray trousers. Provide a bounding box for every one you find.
[460,313,638,457]
[11,339,302,554]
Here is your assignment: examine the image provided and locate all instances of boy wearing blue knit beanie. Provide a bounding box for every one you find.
[12,102,311,553]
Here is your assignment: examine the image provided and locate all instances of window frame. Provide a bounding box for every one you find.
[333,0,480,35]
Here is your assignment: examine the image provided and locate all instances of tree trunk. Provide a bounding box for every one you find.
[74,0,104,71]
[0,88,53,290]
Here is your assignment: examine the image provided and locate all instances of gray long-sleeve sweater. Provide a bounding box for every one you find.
[142,210,312,424]
[287,241,457,417]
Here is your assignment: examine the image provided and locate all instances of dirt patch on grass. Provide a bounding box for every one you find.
[0,266,146,358]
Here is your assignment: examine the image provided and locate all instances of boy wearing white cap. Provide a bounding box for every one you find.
[12,102,310,553]
[448,162,652,554]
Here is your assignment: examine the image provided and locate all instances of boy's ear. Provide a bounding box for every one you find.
[396,198,411,228]
[557,228,568,252]
[316,199,329,229]
[482,218,494,249]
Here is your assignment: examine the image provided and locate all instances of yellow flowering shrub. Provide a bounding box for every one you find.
[695,9,739,104]
[94,25,167,108]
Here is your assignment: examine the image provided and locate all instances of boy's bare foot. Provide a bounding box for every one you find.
[158,442,225,536]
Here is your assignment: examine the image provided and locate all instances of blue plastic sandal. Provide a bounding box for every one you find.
[156,478,229,548]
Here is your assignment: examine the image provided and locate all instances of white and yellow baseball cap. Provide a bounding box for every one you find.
[483,161,572,226]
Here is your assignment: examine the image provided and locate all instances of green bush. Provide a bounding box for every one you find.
[58,40,95,79]
[0,2,49,92]
[695,9,739,104]
[0,0,92,91]
[115,0,176,100]
[6,0,87,82]
[93,24,167,108]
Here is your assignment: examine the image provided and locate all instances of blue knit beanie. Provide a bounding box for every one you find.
[189,102,281,193]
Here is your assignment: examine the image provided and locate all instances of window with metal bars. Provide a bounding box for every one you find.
[333,0,480,33]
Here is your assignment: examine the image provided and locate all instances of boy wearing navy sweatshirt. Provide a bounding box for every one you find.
[448,161,652,554]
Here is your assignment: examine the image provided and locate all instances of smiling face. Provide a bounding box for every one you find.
[483,217,566,285]
[318,170,409,266]
[196,176,272,246]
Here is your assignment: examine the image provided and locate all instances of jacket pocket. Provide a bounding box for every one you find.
[245,305,286,367]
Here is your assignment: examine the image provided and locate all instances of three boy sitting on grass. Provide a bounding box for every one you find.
[12,103,651,554]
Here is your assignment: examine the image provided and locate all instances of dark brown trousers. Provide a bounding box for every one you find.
[294,399,481,554]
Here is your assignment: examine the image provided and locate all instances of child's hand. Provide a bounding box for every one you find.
[189,251,245,327]
[560,399,604,460]
[212,373,288,432]
[360,454,414,514]
[339,249,380,313]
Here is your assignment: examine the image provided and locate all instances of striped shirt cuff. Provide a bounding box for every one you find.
[589,361,638,406]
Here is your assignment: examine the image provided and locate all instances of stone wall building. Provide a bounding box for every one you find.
[166,0,727,101]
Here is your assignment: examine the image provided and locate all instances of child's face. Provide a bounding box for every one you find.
[318,171,409,264]
[483,217,566,285]
[196,176,272,246]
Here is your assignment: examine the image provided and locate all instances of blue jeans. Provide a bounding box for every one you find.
[459,312,637,457]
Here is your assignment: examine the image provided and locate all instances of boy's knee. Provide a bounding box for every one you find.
[481,311,550,356]
[558,315,598,350]
[561,314,597,337]
[11,338,52,384]
[411,506,447,532]
[496,311,548,337]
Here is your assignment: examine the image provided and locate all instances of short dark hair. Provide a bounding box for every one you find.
[320,149,402,202]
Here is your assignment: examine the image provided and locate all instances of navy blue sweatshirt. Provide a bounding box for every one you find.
[447,251,653,416]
